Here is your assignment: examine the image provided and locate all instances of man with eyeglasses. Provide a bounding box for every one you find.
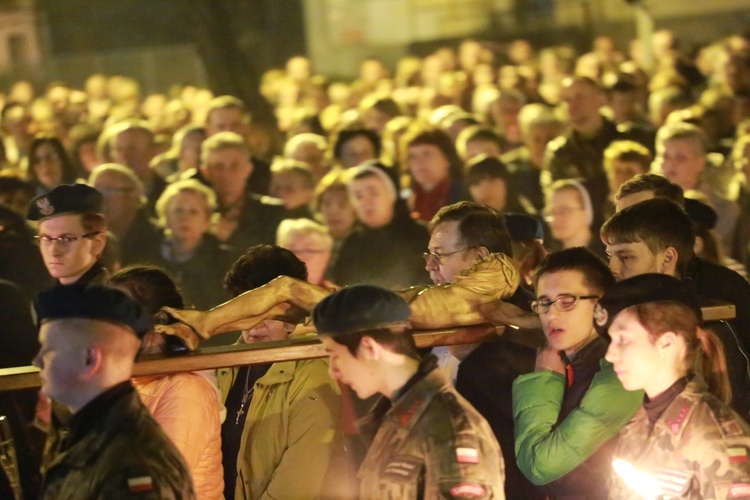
[425,201,546,499]
[512,247,642,498]
[27,183,108,287]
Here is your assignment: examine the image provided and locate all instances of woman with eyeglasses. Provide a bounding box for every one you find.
[544,179,606,258]
[27,135,81,196]
[599,273,750,499]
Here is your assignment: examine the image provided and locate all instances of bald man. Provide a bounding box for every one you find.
[34,284,195,499]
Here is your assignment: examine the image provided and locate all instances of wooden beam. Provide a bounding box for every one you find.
[0,324,505,392]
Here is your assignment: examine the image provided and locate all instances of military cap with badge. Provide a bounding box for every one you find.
[27,183,104,221]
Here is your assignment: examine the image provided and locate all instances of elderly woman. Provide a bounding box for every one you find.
[277,218,335,287]
[402,126,467,222]
[312,170,357,267]
[544,179,606,257]
[147,179,235,309]
[27,135,80,195]
[331,161,429,289]
[107,265,224,500]
[600,273,750,499]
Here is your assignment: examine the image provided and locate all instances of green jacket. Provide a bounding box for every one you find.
[512,359,642,486]
[228,357,349,499]
[40,382,195,500]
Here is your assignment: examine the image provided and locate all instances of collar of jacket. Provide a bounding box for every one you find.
[561,334,608,368]
[256,360,298,386]
[652,375,708,438]
[48,381,139,470]
[384,356,449,432]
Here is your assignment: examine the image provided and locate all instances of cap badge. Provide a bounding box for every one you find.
[594,303,608,326]
[36,197,55,216]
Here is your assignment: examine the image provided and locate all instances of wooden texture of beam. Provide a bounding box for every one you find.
[0,324,506,392]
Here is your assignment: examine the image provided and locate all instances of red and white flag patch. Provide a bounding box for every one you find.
[729,447,749,464]
[455,447,479,464]
[127,476,154,493]
[729,483,750,498]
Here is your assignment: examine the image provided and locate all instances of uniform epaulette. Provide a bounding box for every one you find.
[701,393,747,438]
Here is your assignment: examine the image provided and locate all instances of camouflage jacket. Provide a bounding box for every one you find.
[610,376,750,499]
[358,357,505,499]
[40,382,195,500]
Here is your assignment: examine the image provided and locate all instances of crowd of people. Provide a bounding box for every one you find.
[1,27,750,499]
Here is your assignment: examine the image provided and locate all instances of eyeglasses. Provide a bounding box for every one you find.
[422,247,472,265]
[34,232,100,248]
[530,294,599,314]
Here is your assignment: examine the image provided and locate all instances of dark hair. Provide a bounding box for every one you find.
[107,265,185,316]
[361,96,403,120]
[600,198,695,276]
[0,172,34,198]
[606,74,638,96]
[615,173,684,205]
[224,244,308,297]
[631,301,731,404]
[532,247,615,294]
[332,127,382,162]
[463,126,504,151]
[330,325,420,359]
[28,135,81,186]
[403,126,463,182]
[466,154,511,185]
[429,201,513,257]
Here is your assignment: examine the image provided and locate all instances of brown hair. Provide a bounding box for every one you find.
[631,302,731,404]
[330,325,420,360]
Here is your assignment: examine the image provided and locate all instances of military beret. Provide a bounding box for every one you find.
[594,273,702,339]
[27,183,104,221]
[35,284,151,338]
[684,197,718,230]
[312,285,411,336]
[505,213,545,241]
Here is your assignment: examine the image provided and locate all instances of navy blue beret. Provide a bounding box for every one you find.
[594,273,702,339]
[505,213,545,241]
[35,284,151,338]
[313,285,411,336]
[27,183,104,221]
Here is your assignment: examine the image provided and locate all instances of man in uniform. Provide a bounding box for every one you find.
[313,284,505,499]
[27,183,108,286]
[34,284,195,499]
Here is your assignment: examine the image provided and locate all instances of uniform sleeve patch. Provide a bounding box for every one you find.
[729,446,750,464]
[449,483,486,498]
[456,447,479,464]
[654,469,692,497]
[383,456,422,481]
[127,476,154,493]
[729,483,750,498]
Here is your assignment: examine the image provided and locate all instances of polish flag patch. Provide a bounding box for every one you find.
[729,447,749,464]
[455,447,479,464]
[127,476,154,493]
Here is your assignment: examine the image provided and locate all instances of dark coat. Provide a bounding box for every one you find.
[225,193,286,253]
[149,233,236,310]
[40,382,195,500]
[119,209,161,266]
[331,214,430,290]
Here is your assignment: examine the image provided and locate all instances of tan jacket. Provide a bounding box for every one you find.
[228,357,348,499]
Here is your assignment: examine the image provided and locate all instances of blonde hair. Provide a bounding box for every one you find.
[200,131,248,164]
[276,218,333,251]
[155,179,217,227]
